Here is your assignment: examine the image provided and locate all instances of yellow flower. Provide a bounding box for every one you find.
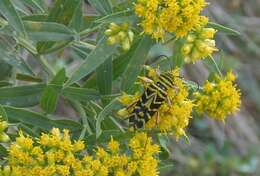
[1,129,160,176]
[108,137,120,153]
[135,0,208,40]
[181,27,218,63]
[194,71,241,121]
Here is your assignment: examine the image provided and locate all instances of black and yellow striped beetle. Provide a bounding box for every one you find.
[118,66,180,129]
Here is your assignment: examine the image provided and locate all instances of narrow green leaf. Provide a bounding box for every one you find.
[70,1,83,32]
[121,36,154,92]
[0,144,7,158]
[95,10,135,24]
[0,84,44,107]
[62,87,100,102]
[88,0,112,15]
[22,0,45,13]
[37,0,81,53]
[96,99,122,138]
[86,130,134,147]
[158,134,170,159]
[0,105,8,121]
[16,73,42,83]
[24,21,75,42]
[3,106,82,132]
[96,57,112,95]
[66,37,117,86]
[208,22,240,36]
[0,0,26,36]
[40,68,66,114]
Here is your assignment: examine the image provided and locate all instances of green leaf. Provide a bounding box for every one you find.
[62,87,100,102]
[121,36,154,92]
[24,21,75,42]
[158,134,170,159]
[0,84,44,107]
[96,99,122,138]
[3,106,81,132]
[66,37,117,86]
[208,22,240,36]
[70,1,82,32]
[16,73,42,83]
[0,0,26,37]
[40,68,66,114]
[96,57,112,96]
[0,144,7,158]
[37,0,81,53]
[88,0,112,15]
[0,105,8,121]
[95,9,136,24]
[22,0,45,13]
[86,130,134,148]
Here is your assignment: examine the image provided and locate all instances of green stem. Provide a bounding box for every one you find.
[72,101,93,139]
[36,56,55,78]
[209,56,223,77]
[79,25,101,36]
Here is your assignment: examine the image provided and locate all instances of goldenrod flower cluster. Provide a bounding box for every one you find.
[135,0,208,40]
[0,128,160,176]
[181,27,218,63]
[0,116,9,143]
[118,67,193,140]
[105,22,134,51]
[194,71,241,121]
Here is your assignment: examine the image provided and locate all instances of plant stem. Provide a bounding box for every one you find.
[79,25,101,36]
[72,101,93,139]
[37,56,55,78]
[209,56,223,77]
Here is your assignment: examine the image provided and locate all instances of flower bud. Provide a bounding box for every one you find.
[107,36,117,45]
[121,22,129,30]
[105,29,113,36]
[191,50,201,62]
[109,23,120,31]
[117,108,129,117]
[118,31,127,41]
[187,34,196,43]
[196,40,208,51]
[0,133,10,143]
[0,121,8,132]
[201,28,217,39]
[181,44,193,55]
[122,38,131,51]
[128,31,134,43]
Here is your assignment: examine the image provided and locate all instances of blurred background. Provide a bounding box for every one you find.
[161,0,260,175]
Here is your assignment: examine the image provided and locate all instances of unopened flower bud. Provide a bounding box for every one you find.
[201,28,217,39]
[105,29,113,36]
[117,108,129,117]
[191,50,201,62]
[181,44,193,55]
[128,31,134,43]
[107,36,117,45]
[0,133,10,143]
[122,38,131,51]
[187,34,196,43]
[109,23,120,31]
[121,22,129,30]
[118,31,127,41]
[0,121,8,132]
[196,40,207,52]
